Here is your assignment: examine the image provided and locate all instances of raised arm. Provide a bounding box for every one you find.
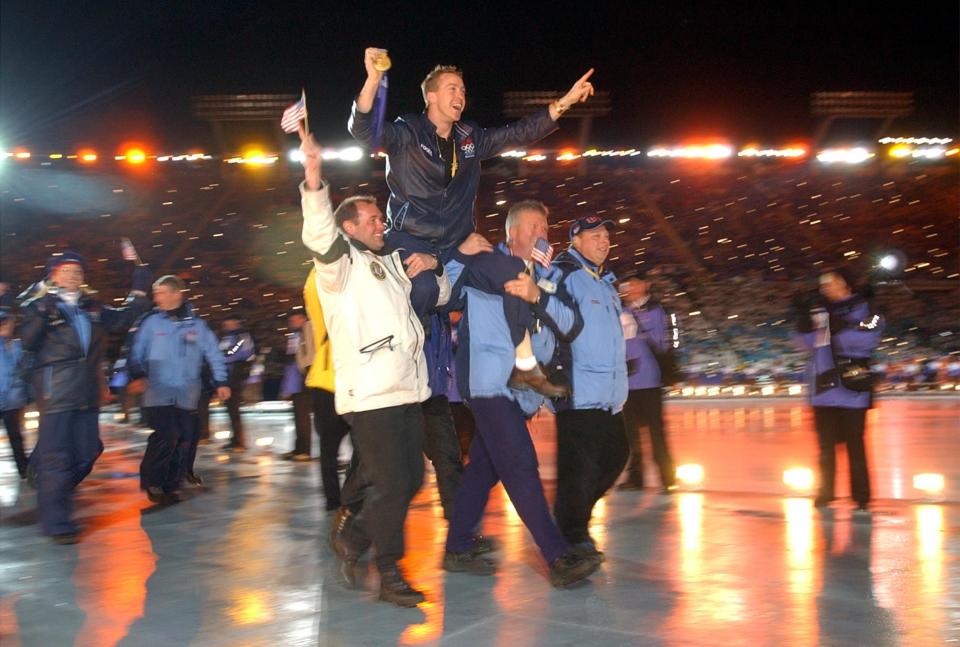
[299,135,352,293]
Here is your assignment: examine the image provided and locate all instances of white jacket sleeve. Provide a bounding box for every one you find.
[301,181,351,293]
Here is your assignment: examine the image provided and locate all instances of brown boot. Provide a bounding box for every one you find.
[507,365,570,399]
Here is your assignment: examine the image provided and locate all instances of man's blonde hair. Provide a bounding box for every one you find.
[421,65,463,106]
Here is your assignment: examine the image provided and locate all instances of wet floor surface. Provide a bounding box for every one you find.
[0,397,957,646]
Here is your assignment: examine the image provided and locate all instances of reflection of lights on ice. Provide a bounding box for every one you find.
[214,431,231,440]
[25,420,39,430]
[255,436,273,447]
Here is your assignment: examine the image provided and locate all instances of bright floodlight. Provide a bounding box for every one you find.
[676,464,705,487]
[913,473,945,495]
[339,146,363,162]
[880,254,899,271]
[783,468,815,492]
[288,149,305,163]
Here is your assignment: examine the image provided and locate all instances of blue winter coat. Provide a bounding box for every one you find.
[623,299,673,390]
[551,248,628,413]
[0,338,28,411]
[795,294,883,409]
[452,244,580,417]
[128,304,227,410]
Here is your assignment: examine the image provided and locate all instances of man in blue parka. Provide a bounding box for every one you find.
[794,267,883,513]
[441,200,598,588]
[129,275,229,505]
[550,216,629,564]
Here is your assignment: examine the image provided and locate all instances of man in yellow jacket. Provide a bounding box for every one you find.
[300,267,350,511]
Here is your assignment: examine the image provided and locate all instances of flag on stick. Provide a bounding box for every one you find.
[121,237,144,266]
[281,91,308,134]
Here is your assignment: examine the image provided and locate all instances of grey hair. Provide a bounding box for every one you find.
[505,200,549,243]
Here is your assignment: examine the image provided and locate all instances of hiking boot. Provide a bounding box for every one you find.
[442,550,497,575]
[508,365,570,399]
[378,567,425,607]
[549,550,599,588]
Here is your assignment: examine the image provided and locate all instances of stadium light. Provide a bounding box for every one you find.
[78,150,98,163]
[14,150,31,160]
[913,473,945,499]
[816,147,874,164]
[339,146,363,162]
[288,149,305,163]
[783,468,815,492]
[676,464,705,488]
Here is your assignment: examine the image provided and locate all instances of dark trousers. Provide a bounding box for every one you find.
[554,409,629,545]
[622,388,676,488]
[422,395,464,520]
[35,409,102,536]
[446,396,568,564]
[224,367,247,447]
[313,388,349,510]
[291,390,313,454]
[342,403,425,571]
[196,392,212,441]
[813,406,870,506]
[140,406,197,493]
[2,408,28,477]
[449,401,477,458]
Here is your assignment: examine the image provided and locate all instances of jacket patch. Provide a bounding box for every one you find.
[461,138,476,159]
[370,261,387,281]
[419,143,433,157]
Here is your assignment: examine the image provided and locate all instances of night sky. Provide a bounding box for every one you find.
[1,1,957,152]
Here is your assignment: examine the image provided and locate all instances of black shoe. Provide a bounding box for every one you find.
[337,556,360,589]
[185,472,204,486]
[549,550,599,588]
[281,450,310,461]
[146,487,181,506]
[378,567,425,607]
[617,480,644,491]
[852,503,872,517]
[330,508,370,560]
[471,534,499,555]
[570,541,605,564]
[813,495,834,509]
[443,550,497,575]
[51,532,80,545]
[507,365,570,399]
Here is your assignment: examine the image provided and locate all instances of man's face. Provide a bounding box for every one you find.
[222,319,241,332]
[50,263,84,292]
[426,72,466,124]
[620,278,649,303]
[153,284,184,311]
[0,318,14,338]
[819,272,851,303]
[288,314,306,331]
[572,226,611,266]
[508,209,549,261]
[342,202,386,252]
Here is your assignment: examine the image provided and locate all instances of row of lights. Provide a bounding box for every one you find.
[670,384,805,397]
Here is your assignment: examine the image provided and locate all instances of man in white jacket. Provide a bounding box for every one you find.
[299,134,449,608]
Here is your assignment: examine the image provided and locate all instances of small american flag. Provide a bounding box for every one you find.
[531,238,554,268]
[281,92,307,133]
[121,237,141,264]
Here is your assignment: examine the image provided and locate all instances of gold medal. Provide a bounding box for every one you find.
[373,52,392,72]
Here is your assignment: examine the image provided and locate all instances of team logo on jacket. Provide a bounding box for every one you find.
[461,138,475,159]
[419,143,433,157]
[370,261,387,281]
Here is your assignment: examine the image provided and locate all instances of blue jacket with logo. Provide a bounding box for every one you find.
[794,294,883,409]
[453,244,580,417]
[128,303,227,410]
[551,248,628,413]
[349,104,557,251]
[0,338,27,411]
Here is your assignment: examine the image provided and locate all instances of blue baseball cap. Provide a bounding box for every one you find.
[569,215,614,240]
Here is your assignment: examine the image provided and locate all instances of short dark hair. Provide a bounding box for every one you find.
[819,266,858,291]
[421,65,463,105]
[153,275,185,292]
[334,195,378,229]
